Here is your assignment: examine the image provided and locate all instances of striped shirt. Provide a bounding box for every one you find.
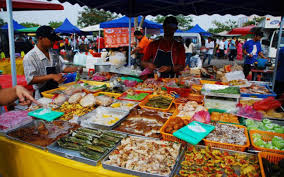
[23,45,66,98]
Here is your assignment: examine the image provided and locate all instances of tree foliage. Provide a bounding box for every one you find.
[242,17,265,27]
[48,21,63,29]
[0,18,6,26]
[154,15,193,31]
[208,19,238,34]
[77,8,118,28]
[20,22,40,28]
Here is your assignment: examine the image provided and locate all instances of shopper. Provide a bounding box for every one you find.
[142,16,185,78]
[189,52,202,68]
[184,38,194,67]
[229,37,237,61]
[243,31,267,77]
[219,38,225,58]
[203,37,214,65]
[23,26,81,99]
[131,31,151,65]
[236,40,243,60]
[224,38,229,59]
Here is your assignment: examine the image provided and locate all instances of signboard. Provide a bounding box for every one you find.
[104,28,135,48]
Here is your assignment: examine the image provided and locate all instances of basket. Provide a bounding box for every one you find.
[160,116,191,144]
[203,124,250,152]
[258,152,284,177]
[139,95,173,112]
[173,94,204,105]
[41,87,66,98]
[249,130,284,154]
[94,92,121,99]
[59,80,109,89]
[118,90,152,102]
[165,86,191,97]
[200,80,217,85]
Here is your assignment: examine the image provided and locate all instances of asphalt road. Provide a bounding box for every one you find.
[202,57,244,68]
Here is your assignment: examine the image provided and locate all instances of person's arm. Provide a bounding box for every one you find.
[0,86,38,106]
[130,47,142,55]
[63,66,80,73]
[259,52,267,59]
[242,42,252,57]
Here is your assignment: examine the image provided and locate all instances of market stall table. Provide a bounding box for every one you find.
[0,136,134,177]
[251,69,274,82]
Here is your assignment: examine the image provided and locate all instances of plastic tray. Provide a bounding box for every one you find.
[160,116,191,144]
[118,90,152,102]
[41,87,66,99]
[59,80,110,89]
[28,109,64,121]
[139,95,173,112]
[258,152,284,177]
[173,94,204,105]
[165,86,191,97]
[102,135,185,177]
[249,130,284,154]
[94,92,121,99]
[80,106,129,130]
[109,100,138,111]
[240,85,277,98]
[201,84,240,99]
[203,124,250,152]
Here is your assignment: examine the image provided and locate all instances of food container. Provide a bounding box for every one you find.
[80,106,129,130]
[249,130,284,154]
[94,92,121,99]
[165,86,191,97]
[258,152,284,177]
[175,145,260,177]
[102,135,185,177]
[118,90,152,102]
[240,85,277,98]
[109,100,138,111]
[202,84,240,99]
[94,64,111,73]
[203,124,250,152]
[59,80,110,89]
[139,95,173,112]
[47,129,125,166]
[41,87,66,99]
[173,94,204,105]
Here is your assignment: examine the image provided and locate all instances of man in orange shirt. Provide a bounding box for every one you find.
[131,31,151,65]
[142,16,185,78]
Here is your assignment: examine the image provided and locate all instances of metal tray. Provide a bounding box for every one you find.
[174,144,260,176]
[0,118,33,135]
[110,100,139,111]
[47,130,123,166]
[80,106,129,130]
[202,84,240,99]
[5,120,47,150]
[102,135,185,177]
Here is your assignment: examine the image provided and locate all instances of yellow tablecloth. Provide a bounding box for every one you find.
[0,58,24,75]
[0,136,134,177]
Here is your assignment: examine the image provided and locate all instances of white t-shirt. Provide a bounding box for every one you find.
[219,41,225,50]
[205,41,214,55]
[184,43,194,53]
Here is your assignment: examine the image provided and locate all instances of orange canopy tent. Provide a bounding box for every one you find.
[0,0,63,11]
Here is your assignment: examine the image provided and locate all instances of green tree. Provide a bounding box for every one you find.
[242,17,265,27]
[0,18,6,26]
[208,19,238,34]
[20,22,40,28]
[154,15,193,31]
[48,21,63,29]
[77,8,118,28]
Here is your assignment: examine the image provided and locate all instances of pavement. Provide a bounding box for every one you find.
[202,57,244,68]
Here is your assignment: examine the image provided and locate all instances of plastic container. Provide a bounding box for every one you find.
[139,95,173,112]
[28,109,64,121]
[165,86,191,97]
[41,87,66,98]
[173,94,204,105]
[118,90,152,102]
[241,85,277,98]
[94,92,121,99]
[203,124,250,152]
[249,130,284,154]
[59,80,110,89]
[258,152,284,177]
[200,80,217,85]
[160,116,191,144]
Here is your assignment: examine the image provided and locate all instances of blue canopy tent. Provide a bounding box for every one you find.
[160,29,184,33]
[50,0,283,91]
[185,24,211,36]
[100,16,162,29]
[1,19,25,30]
[55,18,81,34]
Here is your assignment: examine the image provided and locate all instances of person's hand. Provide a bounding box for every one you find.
[51,74,65,83]
[146,63,156,71]
[15,85,39,106]
[158,66,172,73]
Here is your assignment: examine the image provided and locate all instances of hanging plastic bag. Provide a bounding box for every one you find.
[191,110,211,124]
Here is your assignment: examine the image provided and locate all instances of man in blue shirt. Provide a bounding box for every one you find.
[243,31,267,77]
[228,37,237,61]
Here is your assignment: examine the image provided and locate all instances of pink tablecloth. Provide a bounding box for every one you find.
[0,74,33,91]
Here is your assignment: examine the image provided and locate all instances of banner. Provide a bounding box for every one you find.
[104,28,135,48]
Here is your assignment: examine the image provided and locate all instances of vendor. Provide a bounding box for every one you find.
[141,16,185,78]
[243,31,267,77]
[23,26,80,99]
[131,31,151,64]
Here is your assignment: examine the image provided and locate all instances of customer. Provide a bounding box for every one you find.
[131,31,151,65]
[229,37,237,61]
[218,38,225,58]
[189,52,202,68]
[243,31,267,77]
[0,85,38,106]
[236,40,243,60]
[142,16,185,78]
[224,38,229,59]
[23,26,80,99]
[203,37,214,65]
[184,38,194,67]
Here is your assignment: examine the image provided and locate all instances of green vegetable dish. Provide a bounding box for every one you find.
[245,119,284,133]
[57,128,126,161]
[252,133,284,151]
[145,96,172,109]
[211,87,240,94]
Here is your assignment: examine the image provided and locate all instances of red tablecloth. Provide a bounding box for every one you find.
[0,74,33,91]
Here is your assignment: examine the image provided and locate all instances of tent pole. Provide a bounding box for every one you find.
[98,30,101,53]
[145,27,147,36]
[128,17,131,66]
[6,0,17,86]
[272,16,284,91]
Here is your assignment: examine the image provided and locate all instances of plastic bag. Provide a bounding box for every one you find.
[253,97,281,111]
[237,105,263,120]
[64,85,83,96]
[0,111,32,131]
[53,94,68,105]
[80,94,95,107]
[191,110,211,124]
